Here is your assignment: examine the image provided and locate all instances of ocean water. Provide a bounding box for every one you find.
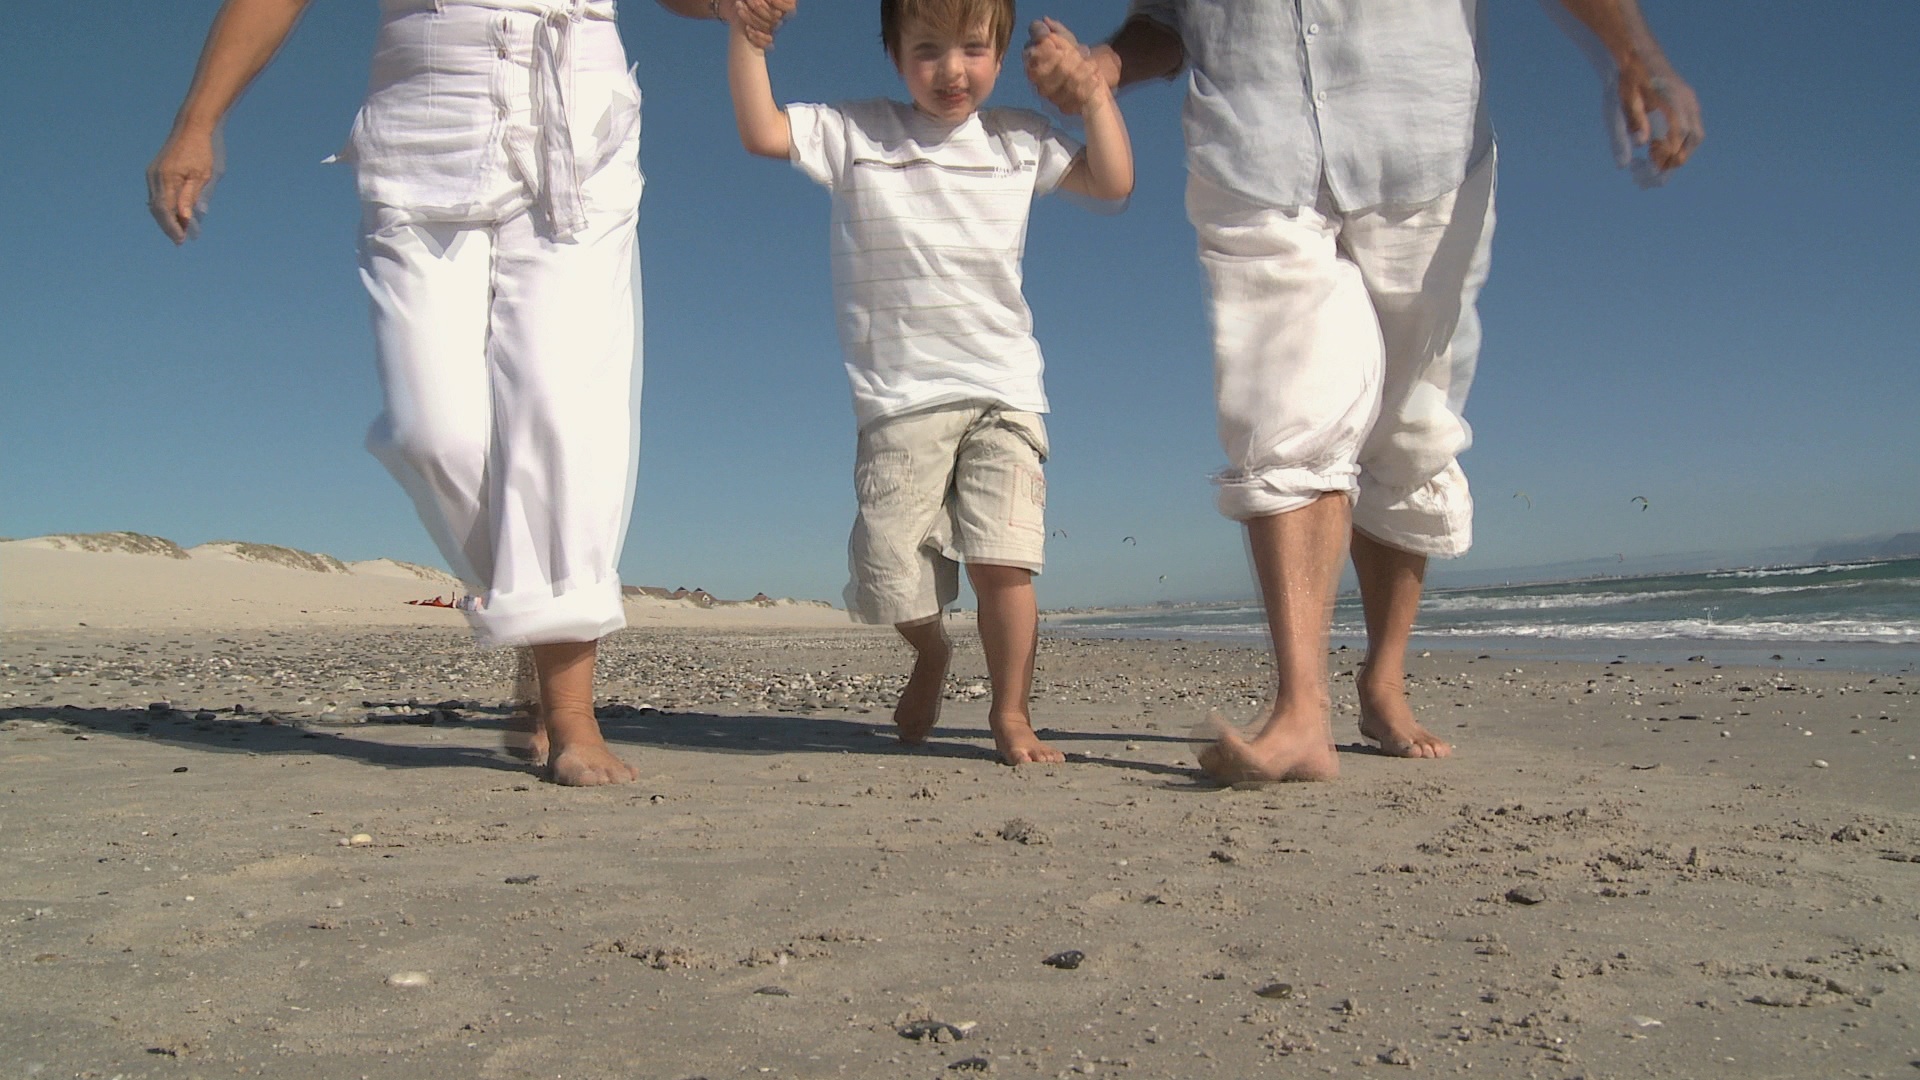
[1045,558,1920,673]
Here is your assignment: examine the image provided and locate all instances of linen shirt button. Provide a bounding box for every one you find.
[1307,23,1320,35]
[1315,90,1328,103]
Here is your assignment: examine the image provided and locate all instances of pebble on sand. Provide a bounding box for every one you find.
[1043,949,1085,970]
[1812,759,1830,768]
[898,1019,967,1043]
[1504,885,1547,905]
[998,819,1050,845]
[339,833,374,847]
[385,971,431,988]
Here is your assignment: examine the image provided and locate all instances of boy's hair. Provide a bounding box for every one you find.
[880,0,1015,62]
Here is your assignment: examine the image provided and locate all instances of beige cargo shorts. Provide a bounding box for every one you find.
[843,402,1049,626]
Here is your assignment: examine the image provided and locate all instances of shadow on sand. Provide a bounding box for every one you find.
[2,703,1203,783]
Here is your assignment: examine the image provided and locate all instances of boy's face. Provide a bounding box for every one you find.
[893,15,1003,124]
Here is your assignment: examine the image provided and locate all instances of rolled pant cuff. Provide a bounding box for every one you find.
[1214,466,1359,522]
[1350,461,1475,558]
[466,579,627,647]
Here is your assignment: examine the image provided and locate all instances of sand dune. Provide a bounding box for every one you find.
[0,533,855,633]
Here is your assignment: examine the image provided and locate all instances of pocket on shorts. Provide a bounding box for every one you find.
[996,411,1050,464]
[854,448,912,508]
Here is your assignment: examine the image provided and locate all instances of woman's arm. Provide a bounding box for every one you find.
[147,0,312,243]
[655,0,794,50]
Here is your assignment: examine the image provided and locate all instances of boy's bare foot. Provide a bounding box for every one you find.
[1195,710,1339,784]
[893,633,951,745]
[991,713,1065,765]
[1357,678,1452,759]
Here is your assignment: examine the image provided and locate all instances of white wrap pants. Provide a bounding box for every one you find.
[1190,154,1496,557]
[354,0,644,646]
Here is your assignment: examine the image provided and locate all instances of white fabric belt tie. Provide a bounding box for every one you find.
[528,0,589,239]
[399,0,617,239]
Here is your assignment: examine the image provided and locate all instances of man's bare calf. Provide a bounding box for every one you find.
[1350,529,1452,758]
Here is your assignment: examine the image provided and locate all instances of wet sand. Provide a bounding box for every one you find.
[4,619,1917,1079]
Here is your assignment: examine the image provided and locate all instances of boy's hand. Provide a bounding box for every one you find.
[1024,18,1110,117]
[724,0,793,51]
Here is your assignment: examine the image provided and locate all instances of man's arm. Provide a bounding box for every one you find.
[1026,14,1183,116]
[146,0,311,243]
[728,18,791,159]
[655,0,793,50]
[1556,0,1702,170]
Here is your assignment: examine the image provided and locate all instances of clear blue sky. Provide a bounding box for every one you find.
[3,2,1916,607]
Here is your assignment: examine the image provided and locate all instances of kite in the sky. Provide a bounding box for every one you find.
[1631,496,1650,512]
[1513,491,1532,509]
[1121,536,1137,546]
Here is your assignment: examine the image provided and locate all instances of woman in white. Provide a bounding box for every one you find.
[148,0,792,785]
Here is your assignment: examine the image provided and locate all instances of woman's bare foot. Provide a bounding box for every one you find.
[1195,710,1339,784]
[545,720,639,787]
[991,713,1065,765]
[893,631,950,745]
[1357,677,1452,759]
[504,708,550,767]
[504,647,548,765]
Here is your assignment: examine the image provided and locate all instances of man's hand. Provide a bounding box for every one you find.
[724,0,793,51]
[147,127,220,244]
[1024,18,1113,117]
[1618,57,1701,171]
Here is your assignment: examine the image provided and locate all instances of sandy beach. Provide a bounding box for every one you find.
[3,540,1917,1078]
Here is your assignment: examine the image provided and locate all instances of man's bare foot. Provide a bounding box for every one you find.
[1357,678,1452,759]
[893,635,950,745]
[1195,710,1339,784]
[991,713,1065,765]
[504,708,550,767]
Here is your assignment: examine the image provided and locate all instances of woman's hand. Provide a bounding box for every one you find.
[147,127,220,244]
[724,0,794,51]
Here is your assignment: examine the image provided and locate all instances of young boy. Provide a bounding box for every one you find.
[728,1,1131,764]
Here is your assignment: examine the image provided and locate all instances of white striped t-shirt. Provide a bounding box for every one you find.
[787,99,1082,428]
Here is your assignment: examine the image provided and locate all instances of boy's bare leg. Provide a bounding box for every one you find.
[1351,529,1452,758]
[504,647,549,766]
[530,639,638,786]
[891,616,951,744]
[1198,494,1344,783]
[967,562,1065,765]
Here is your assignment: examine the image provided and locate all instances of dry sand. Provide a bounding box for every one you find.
[2,542,1918,1079]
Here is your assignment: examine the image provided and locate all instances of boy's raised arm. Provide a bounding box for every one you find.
[728,18,791,159]
[1027,20,1134,202]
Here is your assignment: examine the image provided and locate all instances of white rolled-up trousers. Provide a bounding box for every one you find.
[355,3,643,647]
[1190,154,1496,558]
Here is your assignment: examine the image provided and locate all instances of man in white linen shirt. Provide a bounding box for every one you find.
[1027,1,1702,782]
